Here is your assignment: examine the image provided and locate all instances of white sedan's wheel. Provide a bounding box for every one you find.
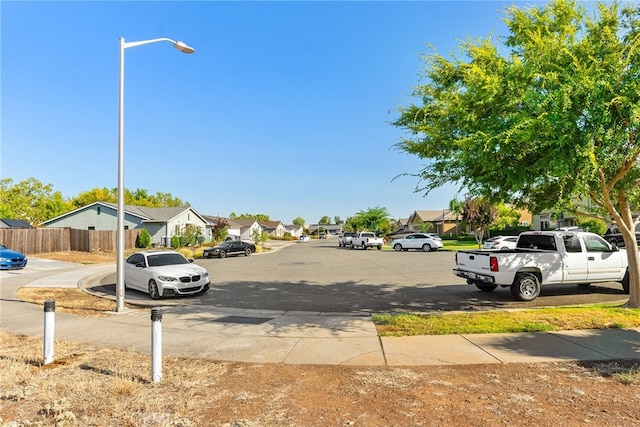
[148,280,161,300]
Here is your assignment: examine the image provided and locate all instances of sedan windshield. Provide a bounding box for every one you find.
[147,253,189,267]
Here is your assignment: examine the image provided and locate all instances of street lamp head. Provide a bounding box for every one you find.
[173,41,195,54]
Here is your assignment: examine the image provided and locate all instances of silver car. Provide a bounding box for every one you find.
[124,250,210,299]
[391,233,443,252]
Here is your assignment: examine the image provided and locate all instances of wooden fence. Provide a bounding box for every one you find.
[0,228,139,255]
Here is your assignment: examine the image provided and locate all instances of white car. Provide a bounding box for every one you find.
[391,233,443,252]
[124,250,210,300]
[298,235,310,243]
[483,236,519,250]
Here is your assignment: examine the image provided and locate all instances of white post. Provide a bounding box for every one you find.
[43,300,55,365]
[114,36,194,312]
[151,307,163,383]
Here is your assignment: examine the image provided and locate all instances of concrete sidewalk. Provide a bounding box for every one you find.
[2,262,640,365]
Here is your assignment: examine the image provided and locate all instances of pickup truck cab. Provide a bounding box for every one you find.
[453,230,629,301]
[350,231,384,250]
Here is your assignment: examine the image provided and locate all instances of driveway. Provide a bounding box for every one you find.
[95,239,629,313]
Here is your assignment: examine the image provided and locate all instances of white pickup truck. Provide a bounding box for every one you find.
[350,231,384,250]
[453,230,629,301]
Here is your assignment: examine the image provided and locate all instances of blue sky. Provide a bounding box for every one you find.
[2,1,518,224]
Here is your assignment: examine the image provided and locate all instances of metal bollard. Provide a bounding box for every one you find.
[43,300,55,365]
[151,307,163,383]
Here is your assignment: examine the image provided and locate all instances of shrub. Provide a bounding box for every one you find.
[136,228,151,248]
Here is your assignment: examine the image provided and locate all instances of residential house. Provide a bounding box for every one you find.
[407,210,460,236]
[0,219,34,229]
[308,224,343,235]
[202,215,242,241]
[232,219,264,241]
[40,202,208,246]
[259,220,287,238]
[286,224,304,238]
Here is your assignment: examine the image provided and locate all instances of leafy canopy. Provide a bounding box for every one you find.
[394,0,640,218]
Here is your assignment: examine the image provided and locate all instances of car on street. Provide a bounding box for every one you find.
[483,236,519,250]
[338,232,356,247]
[298,235,310,243]
[203,240,256,258]
[0,244,28,270]
[391,233,443,252]
[124,250,210,299]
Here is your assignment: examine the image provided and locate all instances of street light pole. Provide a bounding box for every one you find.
[115,37,195,312]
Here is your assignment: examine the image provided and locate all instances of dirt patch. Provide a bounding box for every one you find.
[34,251,120,264]
[1,331,639,426]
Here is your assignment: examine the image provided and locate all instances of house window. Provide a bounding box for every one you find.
[97,207,101,215]
[88,226,95,231]
[124,226,129,230]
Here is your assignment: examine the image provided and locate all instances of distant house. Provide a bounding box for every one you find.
[202,215,242,241]
[407,210,460,236]
[40,202,208,246]
[231,219,263,241]
[0,219,34,229]
[259,220,287,238]
[308,224,343,235]
[286,224,304,238]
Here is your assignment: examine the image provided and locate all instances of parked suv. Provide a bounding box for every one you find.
[603,225,640,247]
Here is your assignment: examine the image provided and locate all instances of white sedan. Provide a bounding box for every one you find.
[483,236,519,250]
[391,233,443,252]
[298,235,310,243]
[124,250,210,300]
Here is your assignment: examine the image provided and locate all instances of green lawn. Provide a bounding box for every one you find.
[441,239,481,251]
[372,304,640,336]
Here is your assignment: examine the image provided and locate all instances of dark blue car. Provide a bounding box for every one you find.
[0,244,28,269]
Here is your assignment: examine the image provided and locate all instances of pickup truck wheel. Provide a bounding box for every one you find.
[422,243,431,252]
[393,244,402,251]
[511,273,541,301]
[621,270,630,294]
[350,242,355,250]
[475,283,498,292]
[377,245,382,250]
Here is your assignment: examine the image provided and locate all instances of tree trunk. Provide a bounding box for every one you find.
[621,225,640,308]
[616,203,640,307]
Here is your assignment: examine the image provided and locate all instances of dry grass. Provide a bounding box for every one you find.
[3,330,640,426]
[17,288,137,317]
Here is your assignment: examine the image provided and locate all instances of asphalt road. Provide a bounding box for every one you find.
[98,238,629,313]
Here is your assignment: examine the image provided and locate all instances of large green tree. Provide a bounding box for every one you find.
[70,187,184,208]
[344,206,392,235]
[394,1,640,305]
[0,178,71,225]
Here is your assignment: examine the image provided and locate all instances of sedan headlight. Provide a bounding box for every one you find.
[157,276,178,282]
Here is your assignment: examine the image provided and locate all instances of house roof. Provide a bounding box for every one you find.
[232,219,261,228]
[259,221,284,229]
[0,219,34,229]
[202,215,243,229]
[410,210,458,222]
[40,201,207,226]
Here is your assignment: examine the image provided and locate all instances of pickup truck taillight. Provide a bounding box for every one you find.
[490,256,499,272]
